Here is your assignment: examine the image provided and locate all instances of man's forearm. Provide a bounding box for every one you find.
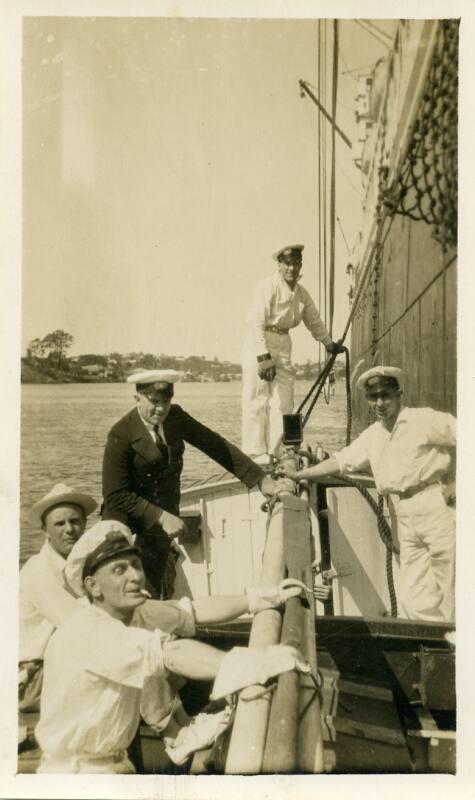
[163,639,225,680]
[192,595,249,624]
[295,456,341,481]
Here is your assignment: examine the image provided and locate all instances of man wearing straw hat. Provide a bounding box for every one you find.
[102,369,289,598]
[278,366,456,622]
[241,244,343,462]
[35,519,308,773]
[19,483,97,712]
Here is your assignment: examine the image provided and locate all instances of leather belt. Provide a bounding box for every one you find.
[265,325,289,335]
[395,482,437,500]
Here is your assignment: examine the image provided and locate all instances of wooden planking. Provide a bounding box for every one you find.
[351,214,455,428]
[420,277,445,410]
[401,302,421,407]
[248,488,268,580]
[225,498,287,774]
[179,483,268,599]
[407,218,444,308]
[174,500,209,600]
[326,487,402,617]
[381,215,409,332]
[208,487,254,596]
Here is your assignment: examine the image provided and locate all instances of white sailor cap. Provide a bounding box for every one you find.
[29,483,97,528]
[127,369,184,393]
[273,244,304,261]
[357,366,403,393]
[65,520,139,597]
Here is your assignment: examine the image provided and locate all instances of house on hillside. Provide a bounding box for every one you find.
[81,364,106,377]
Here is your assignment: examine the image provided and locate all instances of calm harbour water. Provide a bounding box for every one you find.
[20,379,349,563]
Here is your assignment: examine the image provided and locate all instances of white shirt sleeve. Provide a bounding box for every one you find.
[333,429,372,475]
[424,410,456,447]
[81,617,173,689]
[300,287,332,347]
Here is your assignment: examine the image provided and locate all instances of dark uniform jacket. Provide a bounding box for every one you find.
[102,404,264,534]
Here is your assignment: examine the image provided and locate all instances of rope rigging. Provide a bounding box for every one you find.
[290,20,455,618]
[380,20,458,252]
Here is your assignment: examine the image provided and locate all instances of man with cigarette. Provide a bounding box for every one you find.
[36,520,308,773]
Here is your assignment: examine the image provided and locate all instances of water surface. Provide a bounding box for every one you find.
[21,380,349,562]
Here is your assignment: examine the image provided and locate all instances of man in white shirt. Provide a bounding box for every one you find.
[241,244,343,460]
[36,520,306,773]
[278,366,456,622]
[19,483,98,711]
[18,483,263,734]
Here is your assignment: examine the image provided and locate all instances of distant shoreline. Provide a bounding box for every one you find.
[21,360,340,385]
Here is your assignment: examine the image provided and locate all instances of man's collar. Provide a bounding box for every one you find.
[275,271,300,293]
[44,541,67,571]
[137,409,155,432]
[395,405,409,424]
[376,404,408,431]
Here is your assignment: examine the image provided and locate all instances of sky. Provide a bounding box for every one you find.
[21,15,391,363]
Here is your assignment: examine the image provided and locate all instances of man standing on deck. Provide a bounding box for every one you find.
[35,520,307,773]
[19,483,97,711]
[278,366,456,622]
[102,369,290,598]
[241,243,343,462]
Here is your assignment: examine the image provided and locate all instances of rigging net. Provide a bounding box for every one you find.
[381,20,458,251]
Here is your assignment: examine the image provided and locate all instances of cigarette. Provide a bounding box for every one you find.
[139,589,152,598]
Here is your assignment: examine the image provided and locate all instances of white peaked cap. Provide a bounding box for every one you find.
[126,369,184,386]
[65,520,137,597]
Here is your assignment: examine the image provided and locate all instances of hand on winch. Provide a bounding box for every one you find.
[312,561,333,602]
[258,474,296,499]
[247,577,310,613]
[275,461,301,482]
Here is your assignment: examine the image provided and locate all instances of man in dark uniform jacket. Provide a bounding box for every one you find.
[102,370,287,597]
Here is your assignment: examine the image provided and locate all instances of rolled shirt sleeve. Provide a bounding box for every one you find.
[71,610,173,688]
[333,429,372,475]
[300,286,332,347]
[425,410,456,447]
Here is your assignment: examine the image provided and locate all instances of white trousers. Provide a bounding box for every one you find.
[37,750,135,773]
[241,331,294,456]
[396,485,455,622]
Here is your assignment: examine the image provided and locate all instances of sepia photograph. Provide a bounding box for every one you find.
[1,1,474,798]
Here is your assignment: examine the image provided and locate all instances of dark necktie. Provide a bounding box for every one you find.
[153,426,169,463]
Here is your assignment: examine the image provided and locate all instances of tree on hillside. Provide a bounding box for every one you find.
[42,329,74,371]
[78,354,108,367]
[26,337,47,364]
[138,353,160,369]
